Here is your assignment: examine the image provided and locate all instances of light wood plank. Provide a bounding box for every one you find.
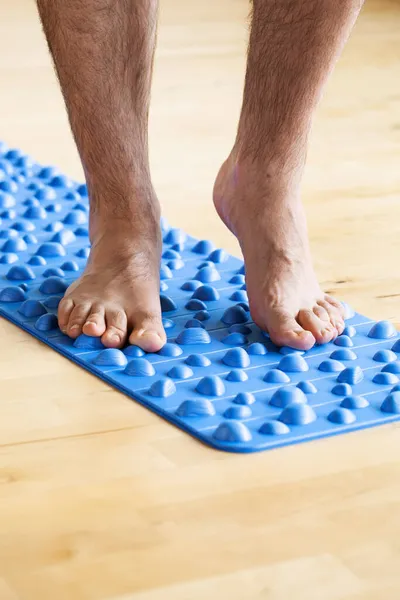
[1,0,400,598]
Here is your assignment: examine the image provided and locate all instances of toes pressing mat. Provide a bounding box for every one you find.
[1,143,400,453]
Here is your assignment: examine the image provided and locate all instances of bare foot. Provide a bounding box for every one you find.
[58,201,166,352]
[213,157,345,350]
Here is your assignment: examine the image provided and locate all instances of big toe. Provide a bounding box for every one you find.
[129,312,166,353]
[263,310,316,351]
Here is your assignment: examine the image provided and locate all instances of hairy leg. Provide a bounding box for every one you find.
[36,0,165,351]
[214,0,364,349]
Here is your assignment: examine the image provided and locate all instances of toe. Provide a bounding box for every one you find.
[325,294,346,319]
[67,302,92,338]
[313,304,338,338]
[129,313,167,353]
[318,298,345,335]
[298,308,335,345]
[264,310,316,351]
[58,297,74,333]
[313,304,330,324]
[101,309,128,348]
[83,304,106,337]
[335,319,345,336]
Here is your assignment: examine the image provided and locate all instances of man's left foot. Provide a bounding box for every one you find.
[213,156,345,350]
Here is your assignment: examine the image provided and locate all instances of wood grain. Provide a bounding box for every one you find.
[0,0,400,598]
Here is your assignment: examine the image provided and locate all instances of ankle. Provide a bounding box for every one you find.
[214,150,308,240]
[88,213,162,270]
[215,151,303,207]
[88,186,161,242]
[233,143,305,185]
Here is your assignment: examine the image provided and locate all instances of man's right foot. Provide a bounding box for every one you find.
[57,207,166,352]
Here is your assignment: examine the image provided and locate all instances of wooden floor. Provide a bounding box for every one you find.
[1,0,400,598]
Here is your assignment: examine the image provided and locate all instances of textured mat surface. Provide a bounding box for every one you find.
[1,142,400,452]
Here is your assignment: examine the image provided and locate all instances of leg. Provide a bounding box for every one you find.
[36,0,165,351]
[214,0,363,349]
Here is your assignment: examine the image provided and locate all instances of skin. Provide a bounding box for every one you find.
[36,0,364,352]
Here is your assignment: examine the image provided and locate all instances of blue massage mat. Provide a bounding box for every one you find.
[1,142,400,452]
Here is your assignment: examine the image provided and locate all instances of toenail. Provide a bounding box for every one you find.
[138,329,162,341]
[70,324,79,331]
[109,333,120,342]
[85,321,100,330]
[298,330,310,338]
